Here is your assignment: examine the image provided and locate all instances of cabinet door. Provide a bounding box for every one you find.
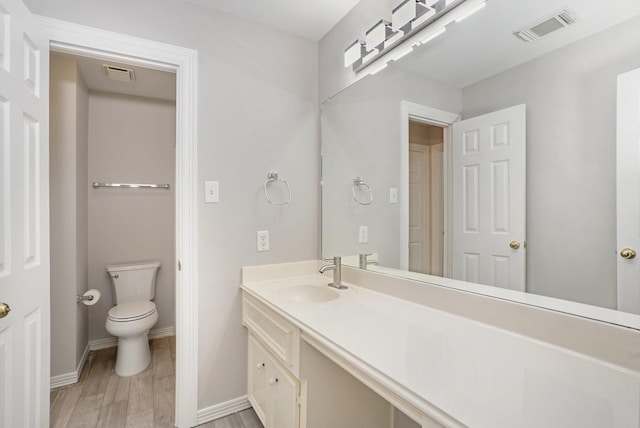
[268,359,299,428]
[248,334,269,425]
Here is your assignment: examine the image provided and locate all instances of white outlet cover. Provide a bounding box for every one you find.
[359,225,368,243]
[257,230,270,252]
[205,181,219,203]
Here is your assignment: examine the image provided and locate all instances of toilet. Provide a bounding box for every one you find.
[105,261,160,376]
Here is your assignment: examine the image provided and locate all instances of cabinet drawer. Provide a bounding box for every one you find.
[243,293,299,374]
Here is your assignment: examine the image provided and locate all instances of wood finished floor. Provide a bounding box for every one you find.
[50,336,262,428]
[50,337,176,428]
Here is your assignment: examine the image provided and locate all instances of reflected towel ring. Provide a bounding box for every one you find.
[352,177,373,205]
[264,171,292,205]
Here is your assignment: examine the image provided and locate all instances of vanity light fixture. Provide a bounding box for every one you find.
[366,20,394,51]
[392,0,430,31]
[362,48,380,65]
[345,0,488,74]
[344,40,366,67]
[384,30,405,49]
[411,6,436,30]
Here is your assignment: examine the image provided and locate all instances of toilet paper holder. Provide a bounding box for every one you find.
[76,294,94,303]
[76,289,101,305]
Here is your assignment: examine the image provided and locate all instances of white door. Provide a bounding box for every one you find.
[617,67,640,314]
[409,143,429,274]
[451,104,526,291]
[0,0,50,427]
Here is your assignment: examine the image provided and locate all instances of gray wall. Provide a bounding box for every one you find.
[87,92,176,341]
[462,16,640,308]
[25,0,319,409]
[322,66,461,267]
[49,54,89,378]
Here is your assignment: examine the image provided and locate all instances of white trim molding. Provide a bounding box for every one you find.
[196,396,252,425]
[399,101,460,272]
[37,17,199,428]
[50,343,90,389]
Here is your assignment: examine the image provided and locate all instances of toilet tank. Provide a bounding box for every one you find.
[106,261,161,304]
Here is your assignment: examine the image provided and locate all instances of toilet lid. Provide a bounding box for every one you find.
[108,301,156,321]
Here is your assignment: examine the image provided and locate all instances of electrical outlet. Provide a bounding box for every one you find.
[359,226,368,243]
[204,181,219,203]
[257,230,270,252]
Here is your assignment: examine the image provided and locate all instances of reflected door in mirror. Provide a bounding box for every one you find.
[452,104,526,291]
[617,67,640,315]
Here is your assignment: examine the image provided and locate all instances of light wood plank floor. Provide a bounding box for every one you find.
[50,336,263,428]
[50,337,176,428]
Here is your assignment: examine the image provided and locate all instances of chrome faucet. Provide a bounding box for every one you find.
[358,253,379,270]
[319,256,347,289]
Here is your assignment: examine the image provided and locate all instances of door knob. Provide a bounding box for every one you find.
[620,248,637,260]
[0,302,10,319]
[509,241,521,250]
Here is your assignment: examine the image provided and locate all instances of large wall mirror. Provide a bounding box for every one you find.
[321,0,640,327]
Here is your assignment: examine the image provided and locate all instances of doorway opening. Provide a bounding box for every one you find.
[48,51,178,426]
[399,101,460,276]
[408,120,445,276]
[40,16,199,427]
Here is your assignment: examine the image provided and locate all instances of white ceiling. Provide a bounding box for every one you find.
[392,0,640,88]
[179,0,361,41]
[56,0,363,101]
[61,0,640,102]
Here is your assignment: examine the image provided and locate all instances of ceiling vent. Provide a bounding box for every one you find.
[513,8,579,42]
[103,65,135,82]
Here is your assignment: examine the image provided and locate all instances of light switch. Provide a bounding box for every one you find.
[389,188,398,204]
[205,181,219,203]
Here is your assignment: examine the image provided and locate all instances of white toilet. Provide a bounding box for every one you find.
[105,261,160,376]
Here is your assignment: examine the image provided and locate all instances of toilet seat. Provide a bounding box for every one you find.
[108,301,157,322]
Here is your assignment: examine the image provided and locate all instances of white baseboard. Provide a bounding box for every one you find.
[89,326,176,351]
[196,396,252,425]
[50,343,90,389]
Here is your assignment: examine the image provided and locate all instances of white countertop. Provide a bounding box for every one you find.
[242,273,640,428]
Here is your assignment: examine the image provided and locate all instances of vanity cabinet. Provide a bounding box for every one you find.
[242,286,450,428]
[248,333,300,428]
[243,294,301,428]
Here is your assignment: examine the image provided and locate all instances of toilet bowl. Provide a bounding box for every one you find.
[105,261,161,377]
[105,300,159,376]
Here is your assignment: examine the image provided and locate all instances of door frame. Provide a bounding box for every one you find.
[37,17,199,427]
[400,101,459,274]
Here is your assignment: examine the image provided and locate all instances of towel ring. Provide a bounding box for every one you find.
[264,171,292,205]
[352,177,373,205]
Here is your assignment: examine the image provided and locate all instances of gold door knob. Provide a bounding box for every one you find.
[509,241,521,250]
[0,302,10,319]
[621,248,637,260]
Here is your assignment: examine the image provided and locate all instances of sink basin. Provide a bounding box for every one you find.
[277,284,340,303]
